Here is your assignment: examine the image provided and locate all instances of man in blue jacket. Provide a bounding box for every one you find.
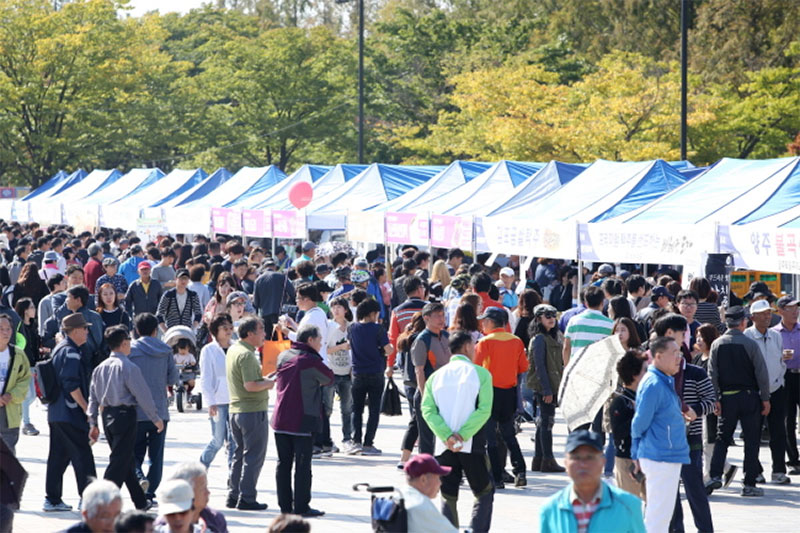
[631,336,690,533]
[539,429,645,533]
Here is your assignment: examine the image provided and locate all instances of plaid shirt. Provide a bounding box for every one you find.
[571,484,603,533]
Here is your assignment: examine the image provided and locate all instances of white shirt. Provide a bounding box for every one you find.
[745,326,785,393]
[288,306,329,366]
[401,485,457,533]
[200,341,229,406]
[428,355,482,455]
[327,319,351,376]
[0,347,10,393]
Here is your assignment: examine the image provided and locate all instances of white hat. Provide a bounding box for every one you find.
[749,299,772,315]
[156,479,194,515]
[499,267,515,278]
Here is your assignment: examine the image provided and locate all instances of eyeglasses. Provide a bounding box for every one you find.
[541,312,557,319]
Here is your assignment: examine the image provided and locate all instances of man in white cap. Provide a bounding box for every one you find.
[155,479,196,533]
[497,267,518,309]
[745,298,790,484]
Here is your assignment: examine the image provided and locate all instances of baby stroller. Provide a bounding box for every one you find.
[164,326,202,413]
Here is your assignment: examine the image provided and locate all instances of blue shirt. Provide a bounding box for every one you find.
[347,321,390,375]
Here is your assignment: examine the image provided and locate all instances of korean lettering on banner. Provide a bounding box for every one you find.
[705,254,733,309]
[579,223,711,265]
[482,217,576,259]
[430,215,472,250]
[722,225,800,275]
[385,212,429,246]
[346,211,385,243]
[211,207,230,234]
[272,210,307,239]
[136,215,169,243]
[242,209,272,238]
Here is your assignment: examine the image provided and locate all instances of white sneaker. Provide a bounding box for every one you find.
[771,473,791,485]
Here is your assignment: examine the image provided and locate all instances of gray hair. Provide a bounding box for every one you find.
[82,479,121,518]
[170,461,207,489]
[237,316,262,340]
[296,323,321,345]
[726,317,744,329]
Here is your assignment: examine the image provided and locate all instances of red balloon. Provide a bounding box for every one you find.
[288,181,313,209]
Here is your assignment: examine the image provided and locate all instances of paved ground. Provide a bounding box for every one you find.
[12,380,800,532]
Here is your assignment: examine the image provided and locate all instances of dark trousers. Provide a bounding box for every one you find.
[263,314,280,338]
[670,441,713,533]
[402,386,418,452]
[438,449,494,533]
[229,411,269,504]
[351,373,383,447]
[45,422,97,504]
[414,388,435,454]
[787,372,800,464]
[534,394,555,459]
[134,420,168,499]
[486,387,526,478]
[764,386,787,474]
[102,406,148,509]
[711,390,762,486]
[275,432,313,514]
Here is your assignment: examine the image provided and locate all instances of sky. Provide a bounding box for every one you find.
[125,0,208,17]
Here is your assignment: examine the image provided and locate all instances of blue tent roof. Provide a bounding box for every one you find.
[310,164,445,214]
[157,168,232,207]
[22,170,70,201]
[47,169,123,203]
[486,161,587,216]
[231,164,332,209]
[117,168,208,207]
[734,157,800,225]
[263,164,368,211]
[416,161,544,216]
[82,168,166,205]
[370,161,492,213]
[179,165,287,208]
[624,157,799,224]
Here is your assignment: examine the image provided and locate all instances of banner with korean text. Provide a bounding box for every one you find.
[430,214,472,250]
[211,207,242,235]
[385,212,429,246]
[242,209,272,238]
[719,224,800,274]
[579,222,714,265]
[481,217,576,259]
[346,210,385,243]
[272,210,307,239]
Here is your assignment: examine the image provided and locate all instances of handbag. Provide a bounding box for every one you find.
[261,327,291,376]
[380,378,403,417]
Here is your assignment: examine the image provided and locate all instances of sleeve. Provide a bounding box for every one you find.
[87,367,100,425]
[532,335,552,395]
[377,324,390,347]
[410,336,428,367]
[420,376,453,442]
[387,312,400,366]
[691,368,717,417]
[42,315,58,349]
[60,350,83,394]
[747,340,771,401]
[630,383,658,459]
[473,340,486,367]
[8,351,30,403]
[193,293,202,323]
[37,298,49,337]
[456,367,494,440]
[167,352,180,385]
[311,358,334,386]
[156,291,169,324]
[124,284,134,315]
[127,364,161,424]
[199,345,217,406]
[516,339,529,375]
[608,397,632,453]
[241,352,264,383]
[252,277,262,311]
[284,278,296,305]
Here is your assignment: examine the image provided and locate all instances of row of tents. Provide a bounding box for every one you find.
[5,156,800,274]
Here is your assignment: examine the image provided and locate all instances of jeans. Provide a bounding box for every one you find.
[402,385,418,452]
[21,379,35,426]
[604,434,616,477]
[533,394,555,458]
[45,422,97,504]
[200,404,234,468]
[275,432,314,514]
[134,420,168,499]
[351,373,383,447]
[334,374,353,442]
[102,406,148,509]
[229,410,269,504]
[711,390,762,486]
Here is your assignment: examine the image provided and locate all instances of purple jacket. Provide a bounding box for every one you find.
[271,341,334,436]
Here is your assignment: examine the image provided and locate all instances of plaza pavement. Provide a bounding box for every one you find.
[12,378,800,532]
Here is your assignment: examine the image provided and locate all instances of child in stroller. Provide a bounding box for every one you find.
[164,326,202,412]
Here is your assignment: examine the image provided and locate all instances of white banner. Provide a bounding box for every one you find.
[30,201,63,225]
[165,206,210,235]
[579,222,715,265]
[0,200,12,221]
[720,224,800,274]
[480,217,576,259]
[347,210,385,244]
[99,205,141,231]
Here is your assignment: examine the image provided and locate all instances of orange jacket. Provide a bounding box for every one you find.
[474,328,529,389]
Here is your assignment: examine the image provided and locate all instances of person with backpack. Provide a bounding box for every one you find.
[43,313,97,512]
[395,312,426,469]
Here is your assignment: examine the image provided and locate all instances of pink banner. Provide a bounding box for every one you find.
[272,210,306,239]
[242,209,272,237]
[211,208,241,235]
[430,214,472,249]
[385,212,429,245]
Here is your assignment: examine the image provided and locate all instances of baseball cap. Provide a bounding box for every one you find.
[43,250,58,262]
[137,261,151,271]
[175,268,190,279]
[477,306,508,325]
[61,313,90,330]
[351,270,370,284]
[651,286,674,300]
[315,263,331,274]
[499,266,515,278]
[403,454,452,479]
[226,291,248,306]
[102,257,117,267]
[354,257,369,268]
[334,266,352,279]
[749,299,772,314]
[156,479,194,515]
[777,294,800,309]
[598,263,615,275]
[725,306,746,321]
[302,241,316,252]
[565,430,604,453]
[744,281,775,302]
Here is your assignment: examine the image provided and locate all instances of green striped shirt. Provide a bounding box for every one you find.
[565,310,614,357]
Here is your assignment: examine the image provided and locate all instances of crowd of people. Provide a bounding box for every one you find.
[0,219,798,532]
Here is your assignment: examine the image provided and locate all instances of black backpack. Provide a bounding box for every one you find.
[32,357,61,404]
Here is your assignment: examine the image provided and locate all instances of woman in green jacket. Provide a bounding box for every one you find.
[0,313,32,455]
